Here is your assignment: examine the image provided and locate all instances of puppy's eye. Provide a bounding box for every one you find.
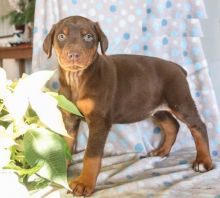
[58,34,66,41]
[83,34,94,42]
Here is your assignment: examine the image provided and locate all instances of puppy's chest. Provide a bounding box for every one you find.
[65,71,81,88]
[64,71,94,116]
[64,71,83,99]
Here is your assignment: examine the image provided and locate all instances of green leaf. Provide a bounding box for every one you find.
[25,116,39,125]
[4,161,43,176]
[62,139,72,161]
[0,114,13,122]
[25,177,50,191]
[23,128,70,190]
[55,95,83,117]
[0,102,4,112]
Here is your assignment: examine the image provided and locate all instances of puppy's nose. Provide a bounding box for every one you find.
[67,52,80,61]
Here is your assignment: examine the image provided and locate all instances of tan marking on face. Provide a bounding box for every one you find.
[81,29,88,35]
[63,26,69,35]
[76,98,95,116]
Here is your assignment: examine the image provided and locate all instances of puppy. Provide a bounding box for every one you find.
[43,16,213,196]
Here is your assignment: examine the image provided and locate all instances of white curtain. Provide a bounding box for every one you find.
[32,0,220,158]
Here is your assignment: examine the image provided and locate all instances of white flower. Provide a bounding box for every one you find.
[0,125,16,149]
[0,171,29,198]
[0,149,11,168]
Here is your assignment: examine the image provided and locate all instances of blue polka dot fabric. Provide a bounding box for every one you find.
[32,0,220,197]
[32,0,220,158]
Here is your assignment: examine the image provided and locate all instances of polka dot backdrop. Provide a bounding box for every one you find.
[32,0,220,158]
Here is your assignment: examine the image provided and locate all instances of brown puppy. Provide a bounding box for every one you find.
[43,16,213,196]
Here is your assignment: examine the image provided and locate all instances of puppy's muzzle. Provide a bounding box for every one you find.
[67,51,80,62]
[60,47,85,69]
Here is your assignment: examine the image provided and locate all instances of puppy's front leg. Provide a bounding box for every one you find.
[62,111,81,166]
[69,117,111,196]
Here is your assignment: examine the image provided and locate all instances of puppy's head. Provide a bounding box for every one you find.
[43,16,108,71]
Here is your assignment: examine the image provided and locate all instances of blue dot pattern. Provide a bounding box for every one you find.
[110,5,116,12]
[153,127,161,134]
[32,0,220,169]
[166,1,172,9]
[143,45,148,51]
[123,33,130,40]
[163,181,172,187]
[147,8,152,14]
[142,26,147,32]
[71,0,77,4]
[179,160,188,165]
[135,143,144,153]
[212,150,218,157]
[162,37,169,45]
[51,81,59,90]
[147,193,154,198]
[152,172,161,176]
[126,175,132,179]
[161,19,168,26]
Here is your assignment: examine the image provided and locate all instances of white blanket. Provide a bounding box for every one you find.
[32,147,220,198]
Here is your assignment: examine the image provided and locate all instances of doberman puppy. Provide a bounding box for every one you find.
[43,16,213,196]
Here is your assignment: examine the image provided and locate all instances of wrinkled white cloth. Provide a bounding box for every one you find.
[32,148,220,198]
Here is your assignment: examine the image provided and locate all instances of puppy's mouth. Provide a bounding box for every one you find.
[59,58,88,71]
[61,64,86,72]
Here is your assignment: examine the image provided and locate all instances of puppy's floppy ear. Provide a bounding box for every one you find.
[94,22,108,55]
[43,24,56,58]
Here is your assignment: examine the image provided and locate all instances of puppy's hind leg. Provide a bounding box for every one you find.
[171,105,213,172]
[166,76,213,172]
[148,111,179,157]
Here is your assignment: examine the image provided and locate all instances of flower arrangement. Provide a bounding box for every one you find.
[0,68,82,196]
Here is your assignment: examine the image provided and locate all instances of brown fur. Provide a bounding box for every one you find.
[43,16,213,196]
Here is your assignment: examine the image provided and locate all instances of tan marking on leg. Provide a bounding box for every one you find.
[81,155,101,183]
[69,156,101,196]
[76,98,95,116]
[149,119,179,157]
[172,110,213,172]
[190,127,213,172]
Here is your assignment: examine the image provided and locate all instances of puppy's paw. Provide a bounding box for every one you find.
[192,157,213,173]
[148,147,170,158]
[69,177,95,197]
